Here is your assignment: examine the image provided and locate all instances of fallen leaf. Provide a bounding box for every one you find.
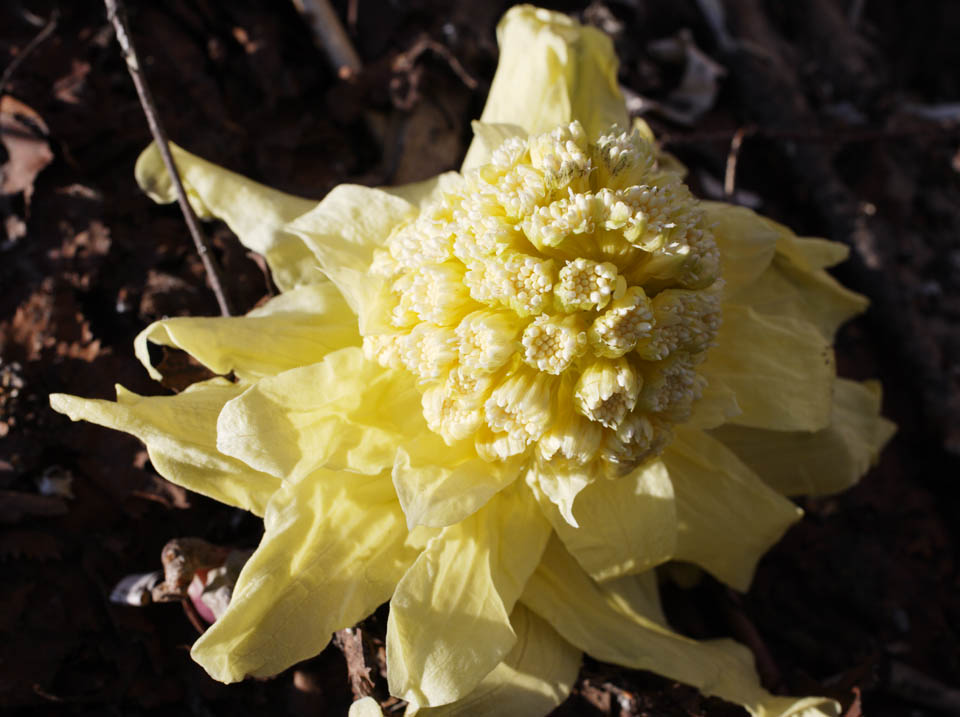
[0,95,53,207]
[4,280,100,362]
[643,29,727,125]
[152,537,231,602]
[842,686,863,717]
[52,60,91,105]
[187,548,252,622]
[139,269,200,319]
[110,570,163,606]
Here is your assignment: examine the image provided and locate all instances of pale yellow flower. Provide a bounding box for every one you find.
[50,6,894,717]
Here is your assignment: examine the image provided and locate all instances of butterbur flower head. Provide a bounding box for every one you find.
[50,5,894,717]
[366,121,721,490]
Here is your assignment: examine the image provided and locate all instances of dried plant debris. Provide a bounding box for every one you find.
[1,96,53,243]
[110,569,164,607]
[644,29,727,125]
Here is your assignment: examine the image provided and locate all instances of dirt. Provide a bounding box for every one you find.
[1,1,959,715]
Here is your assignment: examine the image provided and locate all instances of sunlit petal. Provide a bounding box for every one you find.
[469,6,628,141]
[532,459,677,583]
[700,305,835,432]
[51,380,278,515]
[192,469,413,682]
[135,142,318,292]
[215,347,421,480]
[711,378,896,496]
[522,536,840,717]
[134,283,359,381]
[286,185,416,331]
[393,431,525,529]
[387,482,551,707]
[409,603,581,717]
[663,427,802,591]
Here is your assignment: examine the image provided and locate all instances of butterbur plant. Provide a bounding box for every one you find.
[52,6,893,717]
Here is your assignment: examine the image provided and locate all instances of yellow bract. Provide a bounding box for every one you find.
[50,5,894,717]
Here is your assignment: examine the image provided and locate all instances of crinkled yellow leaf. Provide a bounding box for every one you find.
[215,347,421,480]
[393,432,525,529]
[524,460,593,528]
[662,428,802,591]
[470,6,628,142]
[522,536,839,717]
[192,468,413,682]
[703,202,779,295]
[711,378,895,497]
[349,697,384,717]
[134,283,359,382]
[776,233,850,271]
[135,142,318,292]
[689,378,742,429]
[700,304,835,432]
[604,570,668,627]
[730,252,868,341]
[286,185,416,332]
[51,380,278,516]
[461,121,527,172]
[386,482,552,708]
[408,603,581,717]
[532,459,677,583]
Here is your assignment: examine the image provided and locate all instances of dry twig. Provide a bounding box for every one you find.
[722,587,782,691]
[723,125,751,199]
[333,627,376,700]
[151,537,230,602]
[392,35,478,92]
[841,687,863,717]
[0,9,59,98]
[103,0,233,316]
[291,0,362,79]
[886,660,960,714]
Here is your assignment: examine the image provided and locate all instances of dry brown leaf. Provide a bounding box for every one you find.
[152,537,231,602]
[4,280,100,362]
[842,687,863,717]
[52,60,91,105]
[0,95,53,207]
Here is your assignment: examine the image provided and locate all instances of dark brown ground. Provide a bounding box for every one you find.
[2,1,959,715]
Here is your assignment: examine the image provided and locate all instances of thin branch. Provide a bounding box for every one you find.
[886,659,960,714]
[0,9,59,98]
[291,0,362,79]
[392,34,479,91]
[103,0,233,317]
[347,0,359,35]
[333,627,376,700]
[723,125,751,199]
[181,597,208,635]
